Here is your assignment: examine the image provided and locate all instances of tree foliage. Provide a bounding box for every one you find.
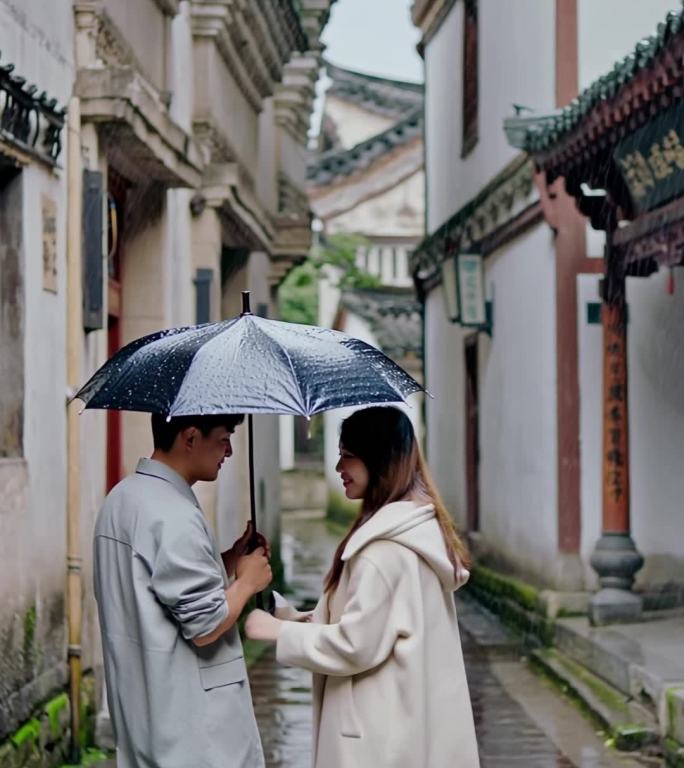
[278,232,380,325]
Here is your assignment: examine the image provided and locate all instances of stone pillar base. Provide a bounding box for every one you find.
[589,532,644,626]
[589,587,643,626]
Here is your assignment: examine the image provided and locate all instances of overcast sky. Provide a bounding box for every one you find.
[320,0,423,83]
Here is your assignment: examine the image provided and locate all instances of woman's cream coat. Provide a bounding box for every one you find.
[276,501,480,768]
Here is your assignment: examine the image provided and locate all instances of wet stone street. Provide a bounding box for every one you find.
[250,511,649,768]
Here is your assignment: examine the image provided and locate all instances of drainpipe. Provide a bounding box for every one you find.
[65,96,83,762]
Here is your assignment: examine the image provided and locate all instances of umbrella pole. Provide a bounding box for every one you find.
[247,414,264,609]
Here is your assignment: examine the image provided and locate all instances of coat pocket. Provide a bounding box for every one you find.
[198,655,247,690]
[338,678,362,739]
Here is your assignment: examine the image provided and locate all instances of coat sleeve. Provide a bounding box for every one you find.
[150,513,228,640]
[276,554,399,676]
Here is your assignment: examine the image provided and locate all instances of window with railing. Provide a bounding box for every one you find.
[355,244,413,287]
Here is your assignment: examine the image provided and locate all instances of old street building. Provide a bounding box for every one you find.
[0,1,74,759]
[411,0,684,751]
[508,5,684,749]
[411,1,683,608]
[0,0,333,762]
[307,63,425,505]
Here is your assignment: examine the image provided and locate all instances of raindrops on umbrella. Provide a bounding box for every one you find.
[75,313,423,418]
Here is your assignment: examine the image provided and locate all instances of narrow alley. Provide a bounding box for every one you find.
[251,512,650,768]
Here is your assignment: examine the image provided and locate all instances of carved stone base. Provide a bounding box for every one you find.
[589,587,643,626]
[589,532,644,626]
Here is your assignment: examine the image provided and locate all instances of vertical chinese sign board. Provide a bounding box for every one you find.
[458,253,486,327]
[602,304,629,531]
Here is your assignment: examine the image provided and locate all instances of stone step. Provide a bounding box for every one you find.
[532,646,660,753]
[555,614,684,742]
[455,593,525,660]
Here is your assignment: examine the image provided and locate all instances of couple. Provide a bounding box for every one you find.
[94,406,480,767]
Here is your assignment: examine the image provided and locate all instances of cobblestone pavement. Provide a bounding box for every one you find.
[250,511,647,768]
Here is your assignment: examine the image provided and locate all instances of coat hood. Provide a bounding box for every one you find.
[341,501,469,592]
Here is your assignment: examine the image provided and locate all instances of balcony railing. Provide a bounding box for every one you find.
[0,51,65,165]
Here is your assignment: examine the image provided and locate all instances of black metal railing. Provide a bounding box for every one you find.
[0,50,65,165]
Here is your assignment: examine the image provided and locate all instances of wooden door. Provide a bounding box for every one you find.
[464,336,480,532]
[106,171,126,491]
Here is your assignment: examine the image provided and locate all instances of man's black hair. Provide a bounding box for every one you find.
[151,413,245,452]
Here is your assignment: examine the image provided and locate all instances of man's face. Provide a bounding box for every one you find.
[187,425,234,483]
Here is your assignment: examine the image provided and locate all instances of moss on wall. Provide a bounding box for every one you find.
[466,563,555,646]
[0,675,100,768]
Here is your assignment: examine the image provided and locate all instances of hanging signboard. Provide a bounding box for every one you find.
[613,101,684,214]
[458,253,486,326]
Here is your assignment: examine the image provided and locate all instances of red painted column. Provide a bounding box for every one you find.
[601,302,630,532]
[588,254,643,624]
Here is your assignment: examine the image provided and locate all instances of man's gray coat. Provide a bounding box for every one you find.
[94,458,264,768]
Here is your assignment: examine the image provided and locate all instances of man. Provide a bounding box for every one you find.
[94,413,272,768]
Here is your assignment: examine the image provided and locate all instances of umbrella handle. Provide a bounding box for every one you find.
[247,415,259,548]
[246,415,274,614]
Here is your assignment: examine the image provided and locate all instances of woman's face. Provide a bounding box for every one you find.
[336,444,369,500]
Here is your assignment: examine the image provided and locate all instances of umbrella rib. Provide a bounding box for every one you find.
[263,327,308,416]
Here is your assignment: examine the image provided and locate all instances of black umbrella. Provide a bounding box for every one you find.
[76,293,423,600]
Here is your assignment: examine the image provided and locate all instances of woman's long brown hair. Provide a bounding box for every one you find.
[323,406,470,593]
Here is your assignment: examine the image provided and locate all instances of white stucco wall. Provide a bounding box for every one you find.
[0,0,81,727]
[577,274,602,589]
[423,290,468,528]
[324,95,396,149]
[477,225,559,581]
[578,268,684,589]
[0,0,73,102]
[326,170,425,239]
[423,0,555,233]
[627,270,684,588]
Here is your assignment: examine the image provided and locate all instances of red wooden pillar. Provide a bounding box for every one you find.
[601,302,631,531]
[589,264,643,624]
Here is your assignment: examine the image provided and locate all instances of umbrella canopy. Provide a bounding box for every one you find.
[76,293,424,611]
[75,313,423,417]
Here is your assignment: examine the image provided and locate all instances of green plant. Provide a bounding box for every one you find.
[314,233,381,291]
[278,232,381,325]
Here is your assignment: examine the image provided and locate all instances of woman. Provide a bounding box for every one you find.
[245,406,480,768]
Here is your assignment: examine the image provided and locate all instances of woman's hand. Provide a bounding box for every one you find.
[244,609,283,642]
[272,590,314,622]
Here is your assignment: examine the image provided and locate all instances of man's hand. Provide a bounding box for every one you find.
[192,548,272,648]
[221,522,271,576]
[245,609,282,642]
[236,547,272,595]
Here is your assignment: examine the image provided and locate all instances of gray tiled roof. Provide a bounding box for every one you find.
[308,107,423,186]
[326,62,423,119]
[340,288,422,358]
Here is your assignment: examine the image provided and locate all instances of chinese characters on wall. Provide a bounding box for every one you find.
[602,303,630,530]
